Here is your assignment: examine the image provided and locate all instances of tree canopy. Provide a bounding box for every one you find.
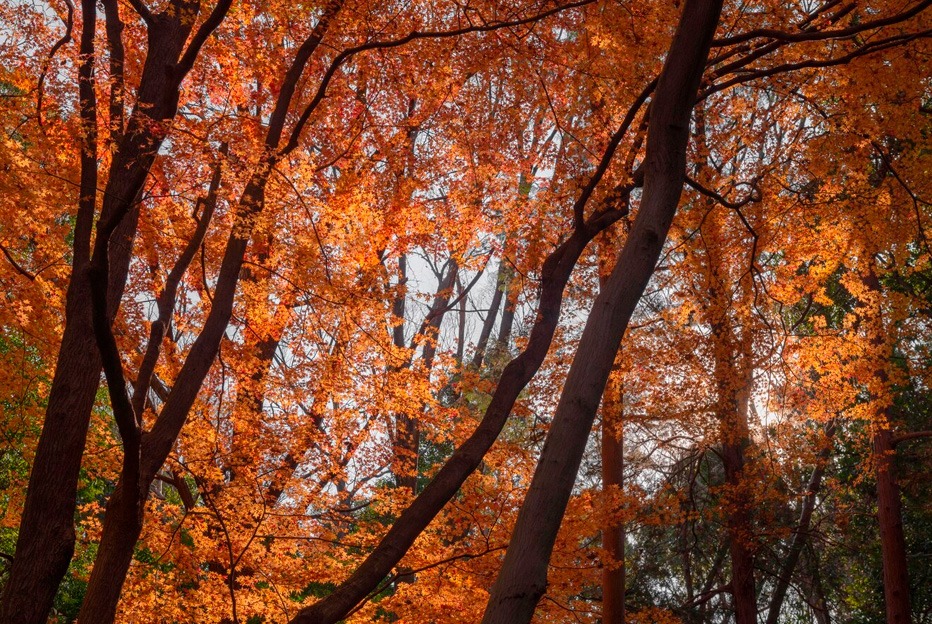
[0,0,931,622]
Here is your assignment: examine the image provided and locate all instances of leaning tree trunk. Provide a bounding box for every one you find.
[766,420,835,624]
[481,2,723,620]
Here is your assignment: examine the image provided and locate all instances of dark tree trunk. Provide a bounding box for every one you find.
[723,437,756,624]
[496,275,516,348]
[471,259,507,368]
[601,376,625,624]
[75,480,146,623]
[289,190,633,624]
[861,269,911,624]
[480,2,722,620]
[0,4,200,621]
[766,421,835,624]
[875,425,911,623]
[718,362,755,624]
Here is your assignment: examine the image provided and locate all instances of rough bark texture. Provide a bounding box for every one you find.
[480,1,722,620]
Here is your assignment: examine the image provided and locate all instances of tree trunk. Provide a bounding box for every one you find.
[0,5,198,620]
[289,198,630,624]
[718,360,755,624]
[766,420,835,624]
[481,2,722,620]
[472,258,507,368]
[601,376,624,624]
[75,480,145,623]
[723,436,755,624]
[861,269,911,624]
[875,424,911,623]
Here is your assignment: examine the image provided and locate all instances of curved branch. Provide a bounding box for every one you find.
[712,0,932,47]
[36,0,74,127]
[281,0,597,155]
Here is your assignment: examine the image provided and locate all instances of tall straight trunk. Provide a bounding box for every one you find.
[601,375,624,624]
[722,431,755,624]
[716,343,755,624]
[599,229,625,624]
[0,4,203,621]
[496,274,516,348]
[456,276,468,364]
[481,3,722,620]
[875,424,911,623]
[472,258,507,368]
[860,269,911,623]
[694,88,756,624]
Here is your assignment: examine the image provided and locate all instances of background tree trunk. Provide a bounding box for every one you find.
[601,375,625,624]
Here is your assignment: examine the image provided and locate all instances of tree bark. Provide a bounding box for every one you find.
[861,269,911,624]
[875,424,911,623]
[722,428,755,624]
[601,376,624,624]
[480,2,722,620]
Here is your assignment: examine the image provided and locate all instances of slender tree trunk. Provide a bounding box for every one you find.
[694,90,757,624]
[601,375,624,624]
[718,362,755,624]
[481,3,722,620]
[723,434,755,624]
[875,424,911,623]
[472,259,507,368]
[766,420,835,624]
[860,269,911,624]
[496,271,516,348]
[456,276,468,364]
